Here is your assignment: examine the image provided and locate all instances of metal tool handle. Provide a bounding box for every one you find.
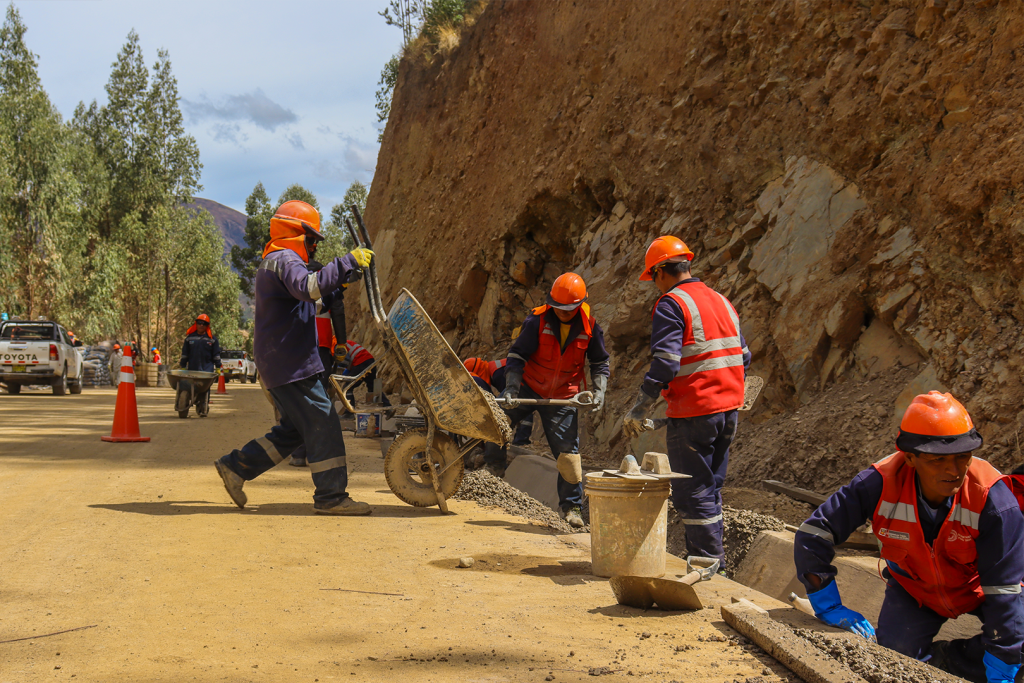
[685,556,721,581]
[495,391,594,409]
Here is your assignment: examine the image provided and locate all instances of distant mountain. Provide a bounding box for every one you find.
[186,198,254,318]
[187,198,247,263]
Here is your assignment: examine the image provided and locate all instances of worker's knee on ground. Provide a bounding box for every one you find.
[556,452,582,484]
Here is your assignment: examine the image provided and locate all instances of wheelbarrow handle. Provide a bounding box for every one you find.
[495,391,594,409]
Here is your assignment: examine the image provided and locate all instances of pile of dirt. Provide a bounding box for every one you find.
[729,367,919,494]
[794,629,964,683]
[454,469,585,534]
[667,504,786,576]
[722,488,815,527]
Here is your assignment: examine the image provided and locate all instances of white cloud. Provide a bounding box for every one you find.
[184,89,298,131]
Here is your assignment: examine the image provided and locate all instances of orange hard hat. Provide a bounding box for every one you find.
[195,313,211,324]
[895,391,983,455]
[547,273,588,310]
[113,343,120,350]
[274,200,323,242]
[640,236,694,281]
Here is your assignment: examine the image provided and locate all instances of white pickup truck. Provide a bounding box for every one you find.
[220,349,258,383]
[0,319,85,395]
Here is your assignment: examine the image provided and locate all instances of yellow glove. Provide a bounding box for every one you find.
[351,248,374,268]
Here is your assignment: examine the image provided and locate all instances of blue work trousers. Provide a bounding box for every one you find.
[484,384,581,511]
[220,375,349,507]
[666,410,738,569]
[878,576,1023,683]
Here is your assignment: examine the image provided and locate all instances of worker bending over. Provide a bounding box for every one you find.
[495,273,609,528]
[795,392,1024,683]
[621,236,750,569]
[464,357,532,447]
[214,200,374,515]
[338,339,391,408]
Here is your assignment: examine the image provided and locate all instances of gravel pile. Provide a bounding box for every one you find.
[667,504,785,577]
[794,628,964,683]
[453,469,586,534]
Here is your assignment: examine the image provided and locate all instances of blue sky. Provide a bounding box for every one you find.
[18,0,402,213]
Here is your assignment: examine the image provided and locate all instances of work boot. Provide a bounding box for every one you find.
[314,497,372,516]
[484,463,506,479]
[290,457,307,467]
[214,459,247,509]
[564,506,585,528]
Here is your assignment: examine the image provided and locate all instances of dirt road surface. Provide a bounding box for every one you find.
[1,384,781,682]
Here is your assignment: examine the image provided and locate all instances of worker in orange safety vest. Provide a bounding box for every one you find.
[620,236,750,569]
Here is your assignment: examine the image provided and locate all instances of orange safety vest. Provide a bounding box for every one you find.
[315,303,333,350]
[659,281,745,418]
[522,305,594,399]
[872,452,1008,618]
[345,340,373,367]
[467,358,505,386]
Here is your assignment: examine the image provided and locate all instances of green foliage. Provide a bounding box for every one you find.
[231,181,272,298]
[319,181,367,263]
[277,183,319,210]
[379,0,425,47]
[375,56,400,142]
[422,0,471,38]
[0,9,242,351]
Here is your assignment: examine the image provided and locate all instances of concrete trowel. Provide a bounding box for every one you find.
[610,556,720,611]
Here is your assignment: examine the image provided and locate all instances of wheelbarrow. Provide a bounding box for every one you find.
[334,208,512,513]
[168,369,218,419]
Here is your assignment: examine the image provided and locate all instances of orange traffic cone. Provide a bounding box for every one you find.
[216,372,227,394]
[101,347,151,443]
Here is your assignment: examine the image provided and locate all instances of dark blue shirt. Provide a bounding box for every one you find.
[795,465,1024,664]
[180,333,221,372]
[254,250,359,389]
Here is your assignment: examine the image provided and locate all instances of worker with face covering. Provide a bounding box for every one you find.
[214,200,374,515]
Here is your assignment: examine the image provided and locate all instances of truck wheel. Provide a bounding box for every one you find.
[178,409,189,419]
[7,383,21,395]
[52,366,67,396]
[248,374,257,384]
[69,381,83,395]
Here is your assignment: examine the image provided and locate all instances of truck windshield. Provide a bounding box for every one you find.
[0,323,57,341]
[221,350,245,359]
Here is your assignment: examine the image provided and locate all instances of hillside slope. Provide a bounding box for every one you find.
[355,0,1024,490]
[187,197,246,262]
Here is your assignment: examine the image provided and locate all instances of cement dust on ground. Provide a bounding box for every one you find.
[0,385,781,682]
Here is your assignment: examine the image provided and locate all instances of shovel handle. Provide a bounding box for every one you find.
[495,391,594,408]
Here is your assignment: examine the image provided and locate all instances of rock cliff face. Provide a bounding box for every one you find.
[355,0,1024,490]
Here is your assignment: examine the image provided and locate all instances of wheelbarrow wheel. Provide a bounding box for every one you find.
[384,428,464,507]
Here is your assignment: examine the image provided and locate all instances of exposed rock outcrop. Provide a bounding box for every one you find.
[354,0,1024,489]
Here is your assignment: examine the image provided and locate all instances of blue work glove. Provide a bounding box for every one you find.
[984,651,1021,683]
[806,580,876,640]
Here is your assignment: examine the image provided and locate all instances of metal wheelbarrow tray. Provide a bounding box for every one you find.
[167,369,218,394]
[334,209,511,513]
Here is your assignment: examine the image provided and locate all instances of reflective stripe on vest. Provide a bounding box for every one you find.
[522,308,595,400]
[659,282,745,418]
[345,341,373,366]
[872,452,1009,619]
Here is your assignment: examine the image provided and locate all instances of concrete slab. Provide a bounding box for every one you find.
[735,530,981,639]
[503,452,559,511]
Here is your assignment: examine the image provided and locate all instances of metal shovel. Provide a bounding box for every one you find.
[610,556,720,611]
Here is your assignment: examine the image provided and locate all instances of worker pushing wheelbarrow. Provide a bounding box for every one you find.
[168,369,218,419]
[336,209,593,513]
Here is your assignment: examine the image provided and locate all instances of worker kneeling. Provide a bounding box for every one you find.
[489,273,610,528]
[795,391,1024,683]
[213,200,375,515]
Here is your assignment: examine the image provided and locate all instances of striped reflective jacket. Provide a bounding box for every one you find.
[659,281,746,418]
[521,304,596,399]
[344,340,373,367]
[872,452,1011,618]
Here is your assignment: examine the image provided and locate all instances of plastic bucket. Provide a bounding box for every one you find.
[584,472,670,578]
[355,413,380,438]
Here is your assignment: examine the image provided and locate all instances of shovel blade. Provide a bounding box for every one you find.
[609,576,704,611]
